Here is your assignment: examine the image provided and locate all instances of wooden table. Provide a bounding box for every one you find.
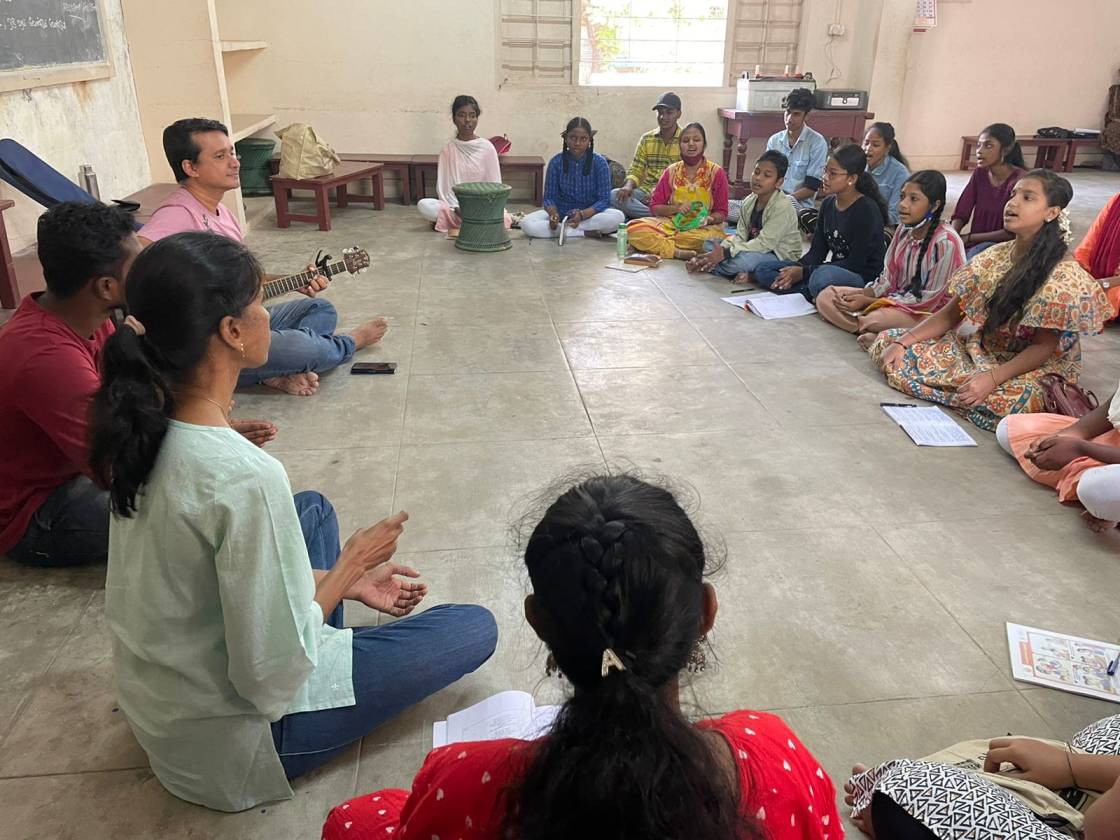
[0,199,16,309]
[959,135,1073,172]
[271,161,384,230]
[718,109,874,186]
[1063,138,1101,171]
[411,154,546,206]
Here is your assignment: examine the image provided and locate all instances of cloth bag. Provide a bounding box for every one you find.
[275,124,340,180]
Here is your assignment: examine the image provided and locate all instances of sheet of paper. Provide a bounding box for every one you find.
[432,691,561,747]
[1007,623,1120,704]
[432,720,448,748]
[721,294,752,308]
[881,405,977,447]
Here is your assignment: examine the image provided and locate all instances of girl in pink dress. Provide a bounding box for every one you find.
[417,95,512,234]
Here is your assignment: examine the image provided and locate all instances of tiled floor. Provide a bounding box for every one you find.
[2,170,1119,838]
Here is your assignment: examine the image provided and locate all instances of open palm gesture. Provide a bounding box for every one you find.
[347,563,428,617]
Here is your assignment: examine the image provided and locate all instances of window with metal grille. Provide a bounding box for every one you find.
[578,0,731,87]
[726,0,803,84]
[497,0,804,87]
[498,0,575,83]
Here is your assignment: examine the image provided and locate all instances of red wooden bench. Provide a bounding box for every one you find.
[1062,137,1101,171]
[271,161,384,230]
[337,154,412,204]
[411,154,545,206]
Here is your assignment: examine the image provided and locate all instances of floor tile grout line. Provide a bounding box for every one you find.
[0,589,98,757]
[866,519,1035,696]
[386,245,427,514]
[537,253,612,470]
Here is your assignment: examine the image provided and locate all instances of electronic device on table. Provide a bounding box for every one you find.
[813,89,869,110]
[735,75,816,112]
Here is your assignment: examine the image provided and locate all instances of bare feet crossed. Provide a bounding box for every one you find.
[349,316,390,350]
[843,763,874,837]
[262,371,320,396]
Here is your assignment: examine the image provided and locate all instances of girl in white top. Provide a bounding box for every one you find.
[91,231,496,810]
[418,95,512,234]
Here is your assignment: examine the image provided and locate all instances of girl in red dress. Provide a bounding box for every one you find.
[324,475,842,840]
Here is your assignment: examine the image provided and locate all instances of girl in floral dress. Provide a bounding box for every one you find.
[323,475,841,840]
[871,170,1108,432]
[626,122,730,260]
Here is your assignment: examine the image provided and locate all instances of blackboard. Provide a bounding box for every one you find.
[0,0,108,73]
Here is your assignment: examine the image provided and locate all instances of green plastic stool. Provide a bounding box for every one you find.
[452,181,512,252]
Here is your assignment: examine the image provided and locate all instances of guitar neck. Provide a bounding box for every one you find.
[264,260,348,300]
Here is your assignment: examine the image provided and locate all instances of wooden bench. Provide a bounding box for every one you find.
[271,161,384,230]
[959,135,1089,172]
[338,153,412,204]
[411,154,545,206]
[1063,137,1101,171]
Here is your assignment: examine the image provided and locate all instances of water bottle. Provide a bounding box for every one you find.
[616,223,628,259]
[79,164,100,200]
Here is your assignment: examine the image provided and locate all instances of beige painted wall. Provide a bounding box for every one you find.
[0,0,150,252]
[215,0,881,177]
[900,0,1120,170]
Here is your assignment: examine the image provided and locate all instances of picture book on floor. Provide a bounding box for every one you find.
[432,690,560,748]
[1006,623,1120,704]
[721,291,817,320]
[880,403,978,447]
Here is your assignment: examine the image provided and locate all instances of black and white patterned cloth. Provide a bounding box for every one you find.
[847,715,1120,840]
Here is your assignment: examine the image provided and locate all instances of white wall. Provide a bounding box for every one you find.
[215,0,880,172]
[0,0,150,252]
[899,0,1120,170]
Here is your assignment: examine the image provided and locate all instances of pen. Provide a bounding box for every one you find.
[880,402,919,408]
[1108,648,1120,677]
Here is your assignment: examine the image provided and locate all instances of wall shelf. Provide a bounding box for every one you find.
[221,40,268,53]
[231,113,277,142]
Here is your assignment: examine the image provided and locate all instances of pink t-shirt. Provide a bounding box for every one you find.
[139,187,244,243]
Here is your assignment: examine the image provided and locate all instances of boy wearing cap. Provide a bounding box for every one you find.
[611,92,683,219]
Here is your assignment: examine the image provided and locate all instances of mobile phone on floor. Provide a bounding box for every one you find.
[350,362,397,375]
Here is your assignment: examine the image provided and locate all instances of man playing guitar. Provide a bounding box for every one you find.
[139,117,385,396]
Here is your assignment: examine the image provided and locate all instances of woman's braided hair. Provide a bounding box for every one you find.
[504,474,763,840]
[903,170,948,299]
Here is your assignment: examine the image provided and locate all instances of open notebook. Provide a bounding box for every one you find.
[721,291,816,319]
[432,691,560,748]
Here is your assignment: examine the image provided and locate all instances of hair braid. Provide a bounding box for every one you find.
[909,207,943,299]
[578,519,629,652]
[585,135,594,178]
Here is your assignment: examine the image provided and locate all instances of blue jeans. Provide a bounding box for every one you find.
[610,187,651,219]
[272,491,499,779]
[6,475,108,567]
[752,260,865,299]
[702,240,778,278]
[238,298,357,386]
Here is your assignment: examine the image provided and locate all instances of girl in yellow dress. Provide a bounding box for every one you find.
[625,123,729,260]
[871,169,1108,431]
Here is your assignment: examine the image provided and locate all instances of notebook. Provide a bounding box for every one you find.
[432,690,560,748]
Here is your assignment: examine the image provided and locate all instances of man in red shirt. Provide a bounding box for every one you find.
[0,202,275,566]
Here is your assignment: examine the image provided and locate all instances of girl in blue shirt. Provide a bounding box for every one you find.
[522,117,625,240]
[863,122,910,227]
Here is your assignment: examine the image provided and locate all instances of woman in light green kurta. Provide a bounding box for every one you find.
[90,232,497,811]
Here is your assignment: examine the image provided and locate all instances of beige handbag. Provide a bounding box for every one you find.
[275,123,340,180]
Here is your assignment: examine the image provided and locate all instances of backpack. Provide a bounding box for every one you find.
[275,124,340,180]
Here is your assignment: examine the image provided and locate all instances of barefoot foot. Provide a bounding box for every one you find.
[349,317,389,350]
[844,764,873,837]
[732,271,752,285]
[1081,510,1118,533]
[856,333,876,351]
[262,371,320,396]
[673,248,698,260]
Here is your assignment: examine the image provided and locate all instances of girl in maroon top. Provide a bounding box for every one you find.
[952,122,1026,258]
[324,475,841,840]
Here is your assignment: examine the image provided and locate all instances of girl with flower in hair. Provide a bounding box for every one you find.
[872,170,1109,431]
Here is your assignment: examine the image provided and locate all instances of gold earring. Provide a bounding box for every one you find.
[239,342,245,356]
[545,653,563,679]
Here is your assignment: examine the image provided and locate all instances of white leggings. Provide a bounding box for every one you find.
[996,417,1120,521]
[521,207,625,239]
[417,198,443,223]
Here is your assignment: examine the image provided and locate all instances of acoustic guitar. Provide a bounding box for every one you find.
[262,247,370,300]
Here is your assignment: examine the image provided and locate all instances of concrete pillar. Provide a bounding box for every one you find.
[867,0,916,124]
